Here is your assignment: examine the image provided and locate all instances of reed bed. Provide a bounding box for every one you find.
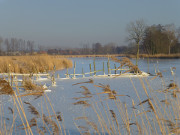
[72,76,180,135]
[0,55,73,73]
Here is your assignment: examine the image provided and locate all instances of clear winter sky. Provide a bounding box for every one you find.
[0,0,180,48]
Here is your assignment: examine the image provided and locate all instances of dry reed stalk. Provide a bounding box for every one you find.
[12,96,28,135]
[60,113,67,135]
[43,95,58,135]
[73,100,91,107]
[40,99,52,134]
[145,79,174,119]
[142,78,172,134]
[93,87,116,134]
[74,122,83,135]
[44,93,63,135]
[9,102,17,135]
[24,102,40,117]
[129,78,151,134]
[140,78,170,134]
[90,87,111,134]
[132,100,143,135]
[14,95,33,134]
[113,98,129,134]
[14,85,35,134]
[86,120,100,135]
[124,103,131,135]
[90,102,107,134]
[111,56,142,74]
[106,105,117,135]
[72,79,94,86]
[74,117,88,120]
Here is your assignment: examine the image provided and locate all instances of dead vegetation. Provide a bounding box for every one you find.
[0,55,73,73]
[0,78,14,95]
[111,56,142,74]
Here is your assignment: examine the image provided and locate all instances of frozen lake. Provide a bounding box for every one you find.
[1,57,180,135]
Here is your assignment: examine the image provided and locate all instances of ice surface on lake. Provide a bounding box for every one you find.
[1,57,180,134]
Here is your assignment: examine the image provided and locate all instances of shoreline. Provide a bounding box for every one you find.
[54,53,180,59]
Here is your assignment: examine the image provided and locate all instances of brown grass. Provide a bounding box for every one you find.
[0,55,73,73]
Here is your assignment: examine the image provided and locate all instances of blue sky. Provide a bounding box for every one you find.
[0,0,180,48]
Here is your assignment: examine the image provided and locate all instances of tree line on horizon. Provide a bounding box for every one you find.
[0,22,180,56]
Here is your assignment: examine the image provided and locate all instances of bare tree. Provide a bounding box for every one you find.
[27,40,34,54]
[127,19,146,66]
[164,24,177,54]
[4,38,10,55]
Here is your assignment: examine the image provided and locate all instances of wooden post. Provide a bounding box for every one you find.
[8,64,10,84]
[107,56,111,75]
[147,57,149,73]
[89,64,92,76]
[93,58,96,76]
[52,75,56,86]
[73,62,76,78]
[57,74,60,78]
[114,64,117,75]
[103,62,105,75]
[82,68,85,78]
[120,67,122,75]
[66,68,69,78]
[107,62,109,75]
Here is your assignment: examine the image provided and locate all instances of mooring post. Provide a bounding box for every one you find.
[107,62,109,75]
[66,68,69,78]
[82,68,85,78]
[52,75,56,86]
[93,57,96,76]
[114,64,117,75]
[103,62,105,75]
[8,64,11,84]
[57,74,60,78]
[120,67,122,75]
[73,62,76,78]
[107,56,111,75]
[89,64,92,76]
[147,57,149,73]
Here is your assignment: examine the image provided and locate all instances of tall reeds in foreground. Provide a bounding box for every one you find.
[0,78,67,135]
[0,55,73,73]
[72,71,180,134]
